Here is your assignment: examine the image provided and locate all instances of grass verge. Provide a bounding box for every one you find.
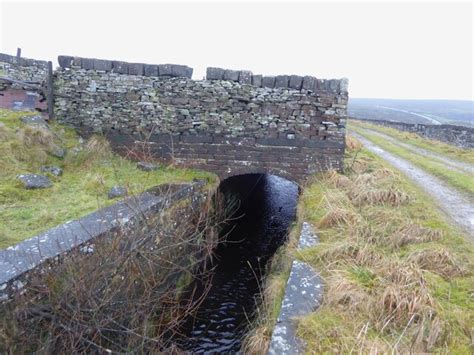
[295,135,473,353]
[0,108,216,248]
[349,122,474,196]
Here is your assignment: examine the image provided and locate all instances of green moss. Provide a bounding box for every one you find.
[0,108,216,248]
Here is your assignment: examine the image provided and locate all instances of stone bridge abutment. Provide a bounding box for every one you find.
[1,53,349,183]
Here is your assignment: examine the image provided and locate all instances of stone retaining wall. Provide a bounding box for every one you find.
[353,118,474,149]
[0,182,210,303]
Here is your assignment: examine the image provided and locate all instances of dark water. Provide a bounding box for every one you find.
[176,174,298,353]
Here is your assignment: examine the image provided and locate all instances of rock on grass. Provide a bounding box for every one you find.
[40,166,63,177]
[108,186,127,199]
[17,174,52,189]
[137,162,159,171]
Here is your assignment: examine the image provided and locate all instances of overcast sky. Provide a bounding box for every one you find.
[1,1,472,100]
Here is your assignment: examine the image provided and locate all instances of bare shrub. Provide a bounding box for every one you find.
[0,187,226,353]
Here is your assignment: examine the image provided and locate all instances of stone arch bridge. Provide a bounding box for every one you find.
[1,53,348,184]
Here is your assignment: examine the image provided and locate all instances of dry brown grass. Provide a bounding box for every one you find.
[407,249,467,279]
[296,142,473,352]
[348,185,410,207]
[389,223,442,249]
[346,134,362,151]
[19,125,55,149]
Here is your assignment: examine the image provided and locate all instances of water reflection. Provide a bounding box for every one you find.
[177,174,298,353]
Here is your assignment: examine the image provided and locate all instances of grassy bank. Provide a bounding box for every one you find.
[0,109,215,248]
[349,122,474,196]
[296,136,473,353]
[350,119,474,165]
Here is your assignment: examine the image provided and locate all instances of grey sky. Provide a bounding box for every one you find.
[1,1,472,100]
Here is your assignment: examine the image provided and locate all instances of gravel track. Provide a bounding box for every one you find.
[351,132,474,239]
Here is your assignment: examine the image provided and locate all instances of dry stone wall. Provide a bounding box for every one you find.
[353,118,474,149]
[0,53,48,84]
[54,55,348,183]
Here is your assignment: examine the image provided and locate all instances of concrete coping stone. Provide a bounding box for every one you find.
[268,222,322,354]
[0,181,205,301]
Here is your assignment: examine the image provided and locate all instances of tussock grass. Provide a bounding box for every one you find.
[295,134,474,353]
[0,109,216,248]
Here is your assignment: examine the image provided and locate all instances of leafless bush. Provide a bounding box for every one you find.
[0,186,232,353]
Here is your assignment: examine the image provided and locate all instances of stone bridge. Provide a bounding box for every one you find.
[1,53,349,183]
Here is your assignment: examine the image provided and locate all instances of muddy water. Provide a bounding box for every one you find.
[176,174,298,353]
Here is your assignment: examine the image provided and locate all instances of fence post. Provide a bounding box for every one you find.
[16,47,21,59]
[47,61,54,119]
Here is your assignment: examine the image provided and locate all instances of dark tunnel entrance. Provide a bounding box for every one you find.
[176,173,299,352]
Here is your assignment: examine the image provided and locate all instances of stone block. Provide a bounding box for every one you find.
[112,61,129,74]
[251,74,262,87]
[275,75,289,88]
[81,58,94,70]
[0,53,12,64]
[302,76,316,91]
[289,75,303,90]
[340,78,349,93]
[72,57,82,67]
[128,63,144,75]
[93,59,112,72]
[158,64,172,76]
[206,67,225,80]
[329,79,340,92]
[171,64,193,78]
[144,64,159,77]
[224,69,240,82]
[262,76,276,88]
[58,55,73,68]
[239,70,252,84]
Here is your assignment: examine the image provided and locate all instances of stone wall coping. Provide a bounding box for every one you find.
[206,66,348,93]
[0,181,205,299]
[57,55,194,78]
[0,52,48,68]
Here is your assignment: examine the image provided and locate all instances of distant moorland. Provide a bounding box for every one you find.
[348,98,474,127]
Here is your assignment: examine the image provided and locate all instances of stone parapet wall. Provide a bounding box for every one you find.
[353,118,473,149]
[54,57,348,182]
[0,52,48,84]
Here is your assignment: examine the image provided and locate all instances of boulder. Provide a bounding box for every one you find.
[21,115,49,129]
[40,166,63,177]
[17,174,52,189]
[137,162,159,171]
[108,186,127,199]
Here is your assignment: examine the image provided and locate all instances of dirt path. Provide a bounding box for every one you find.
[351,132,474,239]
[357,127,474,174]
